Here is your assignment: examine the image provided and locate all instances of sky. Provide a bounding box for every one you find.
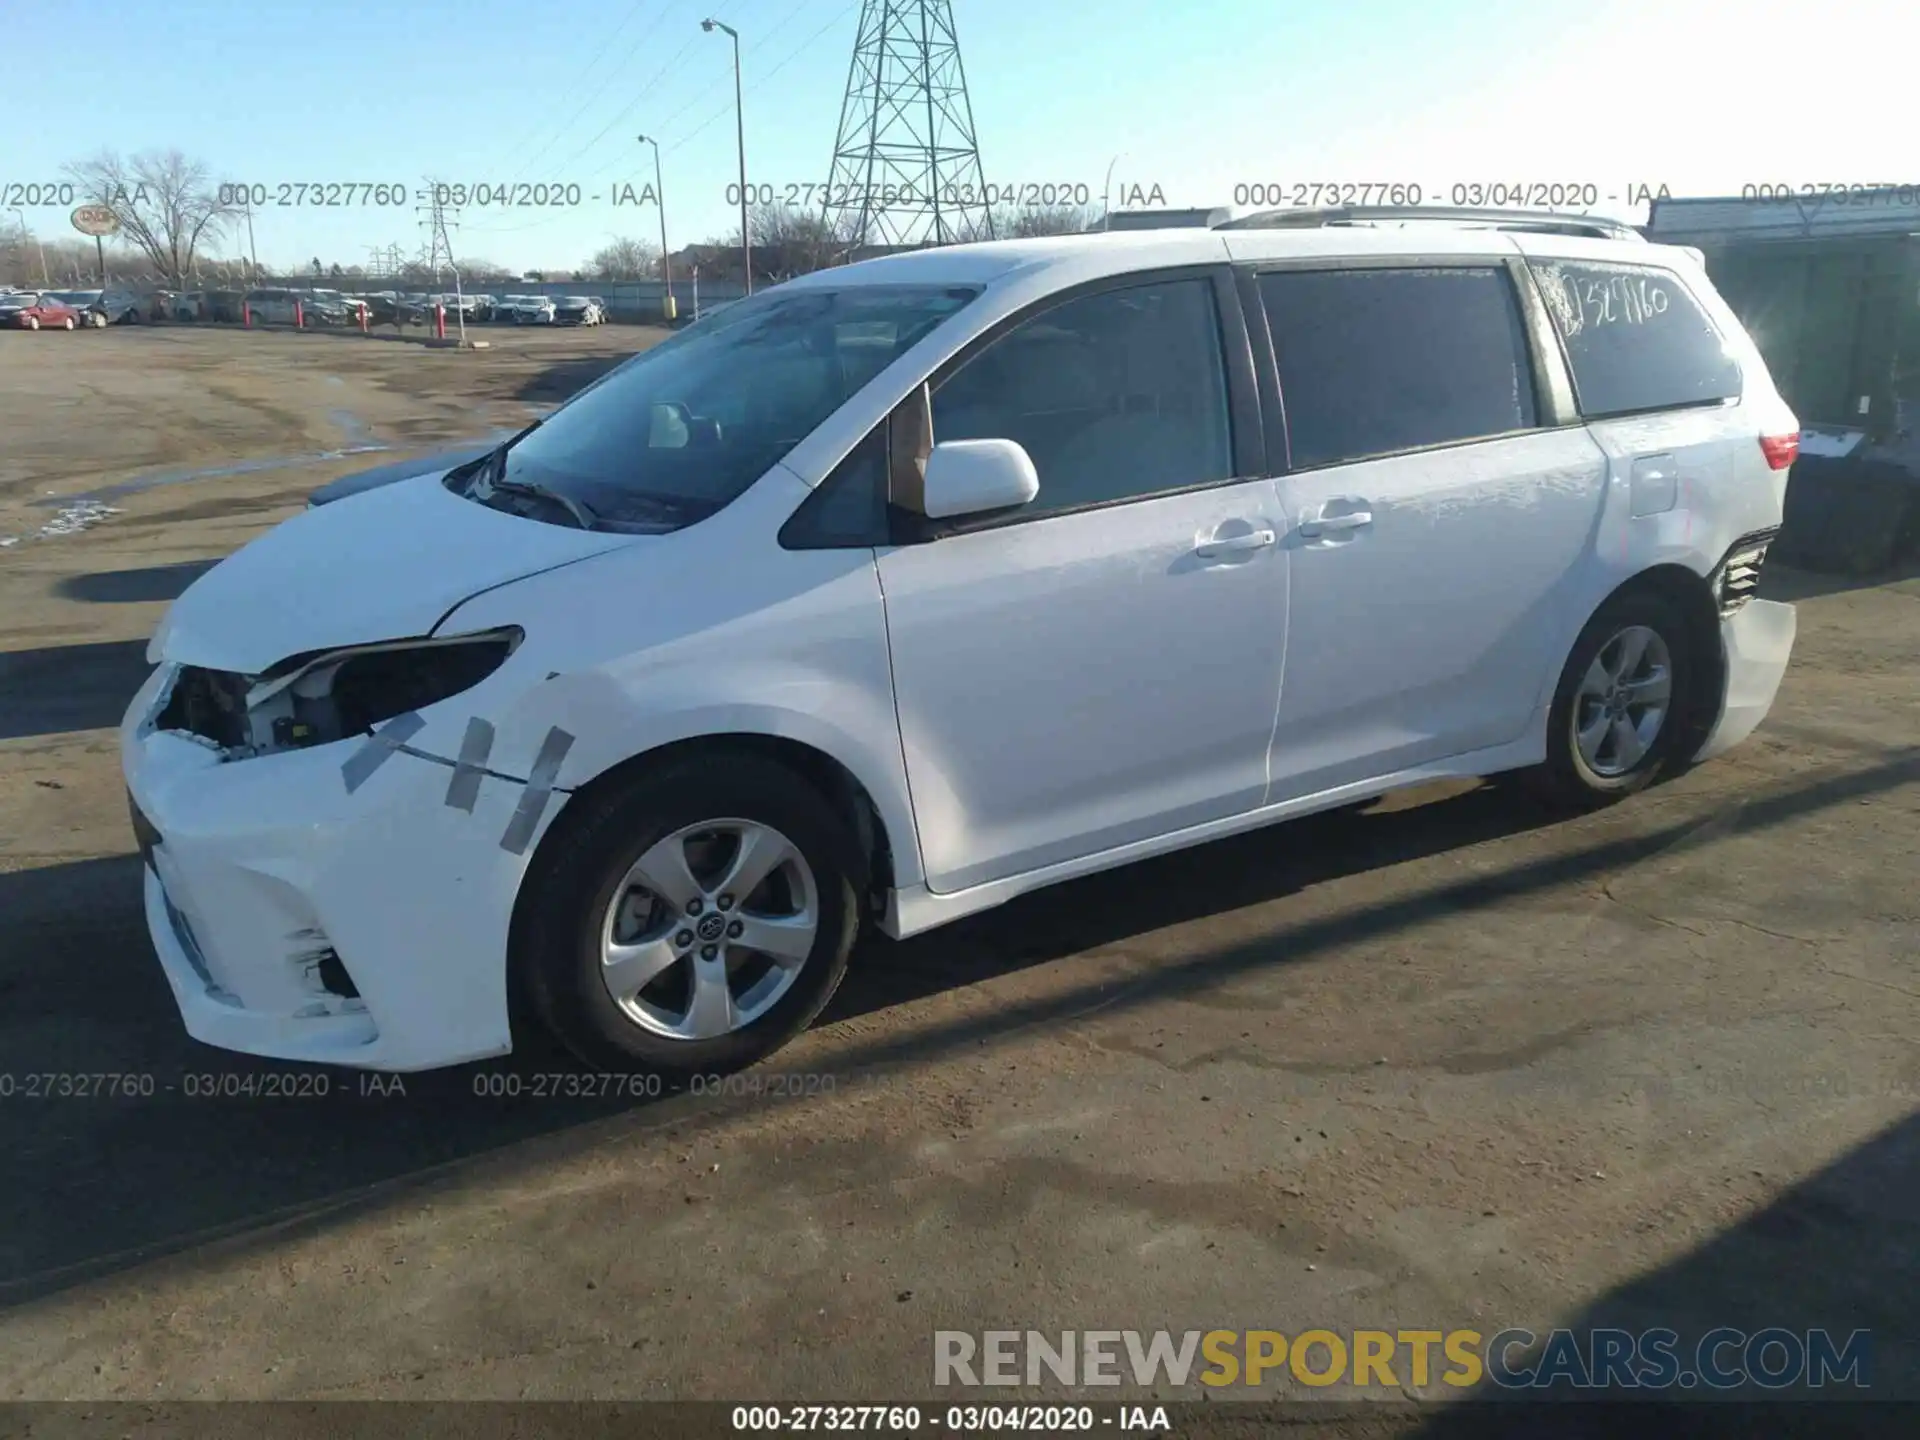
[2,0,1913,276]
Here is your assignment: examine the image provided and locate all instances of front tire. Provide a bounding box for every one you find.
[1531,589,1698,809]
[62,315,75,330]
[25,316,38,331]
[518,754,862,1076]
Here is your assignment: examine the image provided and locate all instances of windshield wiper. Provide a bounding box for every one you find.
[485,475,599,531]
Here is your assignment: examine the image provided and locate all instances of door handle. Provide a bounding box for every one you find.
[1296,508,1374,539]
[1194,528,1276,559]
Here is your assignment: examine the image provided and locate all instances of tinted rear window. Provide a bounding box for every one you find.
[1257,266,1538,470]
[1529,260,1742,419]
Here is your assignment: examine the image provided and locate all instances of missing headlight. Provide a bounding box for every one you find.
[236,628,523,754]
[330,638,516,735]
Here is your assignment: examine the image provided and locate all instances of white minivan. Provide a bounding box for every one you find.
[123,210,1800,1076]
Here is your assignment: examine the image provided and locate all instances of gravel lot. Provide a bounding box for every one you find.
[0,325,1914,1429]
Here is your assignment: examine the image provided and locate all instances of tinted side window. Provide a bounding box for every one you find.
[779,426,888,549]
[1529,260,1742,419]
[931,278,1233,517]
[1258,267,1538,470]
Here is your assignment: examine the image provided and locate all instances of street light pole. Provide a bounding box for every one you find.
[12,208,48,286]
[244,194,260,283]
[637,134,673,320]
[702,18,751,295]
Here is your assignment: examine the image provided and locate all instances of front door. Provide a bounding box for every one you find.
[877,273,1288,894]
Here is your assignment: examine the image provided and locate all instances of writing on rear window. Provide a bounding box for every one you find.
[1551,271,1672,330]
[1529,260,1741,419]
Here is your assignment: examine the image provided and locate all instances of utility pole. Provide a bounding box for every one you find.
[637,134,674,320]
[12,209,48,286]
[702,18,751,293]
[243,194,259,283]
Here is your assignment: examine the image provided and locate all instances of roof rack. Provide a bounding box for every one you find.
[1215,205,1644,242]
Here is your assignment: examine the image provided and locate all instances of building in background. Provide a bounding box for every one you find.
[1647,192,1920,440]
[1648,192,1920,574]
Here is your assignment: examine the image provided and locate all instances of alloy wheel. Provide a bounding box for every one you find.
[597,819,819,1041]
[1573,624,1673,777]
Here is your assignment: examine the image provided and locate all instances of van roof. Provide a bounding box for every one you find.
[784,211,1661,294]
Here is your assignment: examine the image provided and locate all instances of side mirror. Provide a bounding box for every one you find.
[921,439,1040,519]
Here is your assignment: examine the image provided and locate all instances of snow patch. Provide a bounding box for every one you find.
[39,499,123,537]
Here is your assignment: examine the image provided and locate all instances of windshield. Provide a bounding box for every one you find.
[50,291,96,304]
[0,295,35,308]
[487,282,978,532]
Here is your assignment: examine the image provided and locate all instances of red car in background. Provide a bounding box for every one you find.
[0,292,84,331]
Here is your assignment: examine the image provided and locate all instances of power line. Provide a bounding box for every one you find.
[516,0,748,185]
[499,0,672,176]
[664,0,859,155]
[638,0,833,150]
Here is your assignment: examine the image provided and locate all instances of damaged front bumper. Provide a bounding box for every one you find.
[120,662,565,1071]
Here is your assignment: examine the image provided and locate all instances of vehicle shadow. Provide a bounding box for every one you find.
[514,354,631,404]
[0,638,152,741]
[1405,1111,1919,1434]
[1762,559,1920,604]
[53,562,217,605]
[825,780,1558,1022]
[1,750,1913,1311]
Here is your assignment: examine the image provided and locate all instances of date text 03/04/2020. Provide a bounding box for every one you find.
[728,1405,1171,1432]
[1227,181,1675,209]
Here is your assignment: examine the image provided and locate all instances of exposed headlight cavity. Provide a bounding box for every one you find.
[158,629,522,758]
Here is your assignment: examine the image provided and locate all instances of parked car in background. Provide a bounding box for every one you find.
[492,295,530,322]
[206,290,248,323]
[46,287,145,326]
[0,291,84,330]
[433,293,481,322]
[306,289,363,322]
[244,288,353,326]
[554,295,603,326]
[518,295,557,325]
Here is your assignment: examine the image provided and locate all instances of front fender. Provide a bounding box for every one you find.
[425,469,926,888]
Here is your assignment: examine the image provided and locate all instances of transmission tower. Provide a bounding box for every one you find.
[823,0,993,248]
[417,181,467,341]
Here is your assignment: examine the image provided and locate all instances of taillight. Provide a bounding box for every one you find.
[1760,433,1799,470]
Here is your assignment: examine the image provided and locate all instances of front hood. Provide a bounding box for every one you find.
[150,473,640,673]
[308,444,496,505]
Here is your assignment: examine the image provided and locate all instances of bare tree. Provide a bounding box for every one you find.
[461,258,515,283]
[748,203,864,278]
[587,236,661,280]
[62,149,236,287]
[998,203,1098,239]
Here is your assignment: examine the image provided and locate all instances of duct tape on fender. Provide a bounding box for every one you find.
[443,716,497,812]
[341,711,427,793]
[499,727,575,855]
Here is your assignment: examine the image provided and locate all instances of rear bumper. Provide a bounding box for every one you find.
[1694,598,1796,764]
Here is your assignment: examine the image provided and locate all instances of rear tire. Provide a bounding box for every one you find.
[518,754,862,1077]
[25,316,38,331]
[1528,589,1698,810]
[62,316,75,330]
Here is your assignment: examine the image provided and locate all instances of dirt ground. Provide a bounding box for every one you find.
[0,325,1915,1430]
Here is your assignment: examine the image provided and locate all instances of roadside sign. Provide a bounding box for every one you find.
[70,204,120,237]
